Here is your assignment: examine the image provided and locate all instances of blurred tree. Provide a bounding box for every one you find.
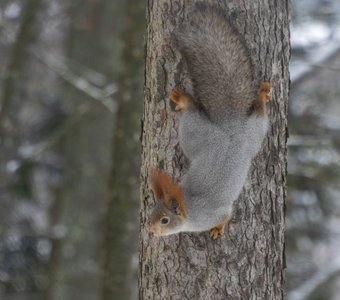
[1,0,146,299]
[139,0,289,299]
[101,0,145,299]
[45,0,128,299]
[0,0,61,298]
[0,0,42,127]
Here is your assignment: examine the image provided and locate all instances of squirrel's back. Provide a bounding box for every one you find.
[175,3,258,125]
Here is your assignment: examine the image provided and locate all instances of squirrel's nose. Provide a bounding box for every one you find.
[148,225,156,235]
[148,223,159,236]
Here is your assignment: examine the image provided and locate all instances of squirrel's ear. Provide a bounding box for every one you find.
[150,168,187,217]
[170,198,181,215]
[150,169,163,199]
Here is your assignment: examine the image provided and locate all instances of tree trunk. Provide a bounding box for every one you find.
[139,1,290,299]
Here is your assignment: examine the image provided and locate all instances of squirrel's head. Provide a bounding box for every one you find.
[149,169,187,236]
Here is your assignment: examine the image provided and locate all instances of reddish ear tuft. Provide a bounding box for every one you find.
[150,169,164,199]
[149,168,187,217]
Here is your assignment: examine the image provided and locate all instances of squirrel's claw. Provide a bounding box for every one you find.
[254,81,272,115]
[210,223,226,239]
[175,103,186,111]
[210,217,230,239]
[259,82,272,103]
[169,88,194,111]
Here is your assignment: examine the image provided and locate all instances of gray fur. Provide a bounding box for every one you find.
[179,109,268,233]
[174,4,269,234]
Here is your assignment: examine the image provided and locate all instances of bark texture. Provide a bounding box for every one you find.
[139,1,290,299]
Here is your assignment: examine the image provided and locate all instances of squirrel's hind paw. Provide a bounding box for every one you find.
[169,88,194,111]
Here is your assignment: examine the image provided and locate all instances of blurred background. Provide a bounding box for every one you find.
[287,1,340,300]
[0,0,339,300]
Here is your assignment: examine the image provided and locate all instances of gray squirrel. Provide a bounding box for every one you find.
[149,3,272,239]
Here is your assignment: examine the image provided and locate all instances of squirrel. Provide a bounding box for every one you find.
[148,3,272,239]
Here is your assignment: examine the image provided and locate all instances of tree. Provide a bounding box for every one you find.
[139,1,290,299]
[45,1,127,299]
[101,0,145,299]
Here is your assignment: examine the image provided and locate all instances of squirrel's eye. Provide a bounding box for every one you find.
[161,217,169,225]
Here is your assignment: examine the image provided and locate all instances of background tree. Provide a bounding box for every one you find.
[101,0,145,299]
[139,1,290,299]
[0,0,143,299]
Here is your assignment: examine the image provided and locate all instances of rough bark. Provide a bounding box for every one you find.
[139,1,290,299]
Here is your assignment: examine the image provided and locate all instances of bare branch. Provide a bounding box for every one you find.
[1,24,117,113]
[33,51,117,113]
[291,42,340,88]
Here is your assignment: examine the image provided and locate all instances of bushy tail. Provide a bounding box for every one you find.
[174,3,258,124]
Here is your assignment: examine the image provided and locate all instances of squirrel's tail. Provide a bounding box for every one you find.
[174,3,258,124]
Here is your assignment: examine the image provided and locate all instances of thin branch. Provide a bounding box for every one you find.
[1,23,118,157]
[288,135,332,147]
[33,51,117,113]
[1,24,117,113]
[290,41,340,88]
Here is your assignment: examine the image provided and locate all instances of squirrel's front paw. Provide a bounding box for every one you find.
[210,226,224,239]
[169,88,193,111]
[209,217,230,239]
